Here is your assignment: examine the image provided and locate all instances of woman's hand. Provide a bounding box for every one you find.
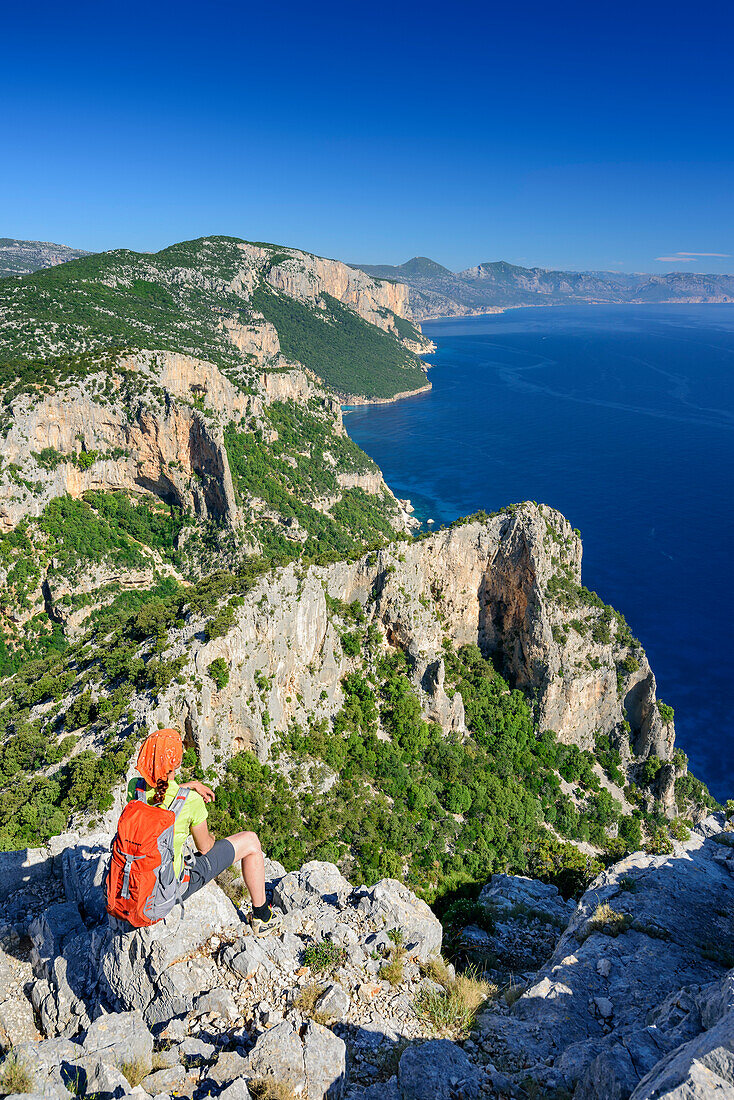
[186,779,215,802]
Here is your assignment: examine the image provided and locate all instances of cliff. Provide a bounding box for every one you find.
[144,505,673,782]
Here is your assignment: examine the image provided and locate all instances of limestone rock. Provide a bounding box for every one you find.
[315,983,351,1021]
[398,1040,483,1099]
[303,1019,348,1099]
[477,823,734,1095]
[98,883,239,1023]
[208,1050,249,1087]
[244,1020,305,1086]
[357,879,442,960]
[479,873,574,925]
[273,861,352,912]
[82,1010,153,1075]
[140,1065,187,1095]
[217,1079,252,1100]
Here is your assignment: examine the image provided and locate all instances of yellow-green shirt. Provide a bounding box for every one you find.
[126,778,208,876]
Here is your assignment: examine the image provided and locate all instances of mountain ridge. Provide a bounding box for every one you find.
[351,256,734,318]
[0,238,91,280]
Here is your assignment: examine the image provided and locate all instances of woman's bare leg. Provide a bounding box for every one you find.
[227,830,265,908]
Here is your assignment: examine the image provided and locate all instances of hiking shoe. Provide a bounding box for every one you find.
[250,910,283,936]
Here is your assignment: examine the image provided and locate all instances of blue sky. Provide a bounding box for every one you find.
[3,0,733,272]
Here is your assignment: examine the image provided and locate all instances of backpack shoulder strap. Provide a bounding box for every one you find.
[134,779,148,803]
[169,787,190,819]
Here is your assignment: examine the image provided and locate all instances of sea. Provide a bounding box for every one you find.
[344,305,734,802]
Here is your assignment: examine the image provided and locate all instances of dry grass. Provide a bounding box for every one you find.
[504,978,528,1007]
[0,1052,35,1095]
[380,941,406,987]
[580,902,631,942]
[294,981,331,1025]
[249,1078,297,1100]
[119,1056,151,1088]
[151,1051,178,1071]
[416,955,496,1037]
[216,866,246,906]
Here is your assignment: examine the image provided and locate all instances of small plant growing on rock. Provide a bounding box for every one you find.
[503,976,528,1007]
[119,1057,150,1088]
[302,941,347,973]
[380,936,406,986]
[416,955,495,1037]
[249,1079,297,1100]
[294,981,329,1024]
[207,657,230,691]
[581,902,631,941]
[0,1051,35,1094]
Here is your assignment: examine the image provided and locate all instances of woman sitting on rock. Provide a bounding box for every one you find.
[119,728,281,934]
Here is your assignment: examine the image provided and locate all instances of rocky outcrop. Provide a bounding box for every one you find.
[476,814,734,1098]
[0,350,251,532]
[5,821,734,1099]
[146,505,674,787]
[0,834,453,1099]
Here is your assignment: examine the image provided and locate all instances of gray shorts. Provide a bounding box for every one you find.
[182,838,236,900]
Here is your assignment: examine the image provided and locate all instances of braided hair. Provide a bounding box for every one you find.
[152,776,169,805]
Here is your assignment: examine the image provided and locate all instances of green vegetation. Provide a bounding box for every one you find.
[0,1050,35,1094]
[0,236,428,401]
[416,956,494,1037]
[252,283,428,399]
[0,559,273,849]
[207,657,230,691]
[301,941,348,972]
[224,417,397,558]
[209,644,626,902]
[657,700,675,724]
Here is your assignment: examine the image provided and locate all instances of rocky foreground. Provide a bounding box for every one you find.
[0,812,733,1099]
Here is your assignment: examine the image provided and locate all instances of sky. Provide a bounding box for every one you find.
[2,0,733,273]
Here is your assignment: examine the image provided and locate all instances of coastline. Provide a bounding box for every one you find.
[414,297,734,323]
[340,380,432,407]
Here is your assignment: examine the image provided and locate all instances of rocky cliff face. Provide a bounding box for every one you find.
[0,350,251,532]
[18,502,670,843]
[475,812,734,1099]
[0,237,433,401]
[151,505,670,774]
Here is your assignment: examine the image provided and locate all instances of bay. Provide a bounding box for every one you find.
[345,305,734,801]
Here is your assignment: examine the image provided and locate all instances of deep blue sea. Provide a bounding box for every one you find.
[345,305,734,802]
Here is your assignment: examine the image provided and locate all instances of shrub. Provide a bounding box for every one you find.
[302,941,347,973]
[657,700,675,724]
[207,657,230,691]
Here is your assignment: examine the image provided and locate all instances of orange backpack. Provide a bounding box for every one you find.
[106,780,190,927]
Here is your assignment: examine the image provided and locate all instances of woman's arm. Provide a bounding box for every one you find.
[190,820,217,855]
[185,779,215,802]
